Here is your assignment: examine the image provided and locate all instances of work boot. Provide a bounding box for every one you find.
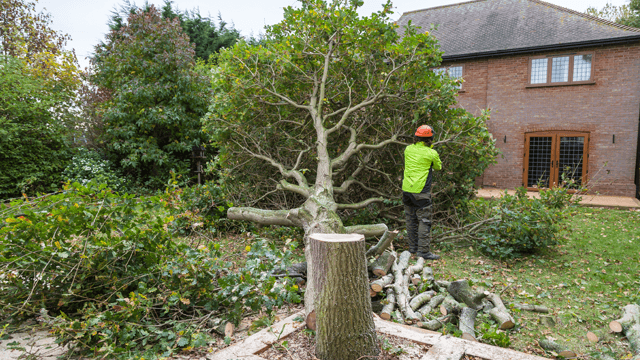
[418,252,440,260]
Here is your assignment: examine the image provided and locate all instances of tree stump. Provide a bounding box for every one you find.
[310,233,379,360]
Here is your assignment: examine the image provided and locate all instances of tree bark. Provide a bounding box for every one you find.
[310,233,379,360]
[422,266,434,289]
[610,304,640,356]
[369,250,396,277]
[459,307,477,341]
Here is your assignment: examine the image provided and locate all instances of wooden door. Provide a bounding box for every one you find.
[523,132,589,189]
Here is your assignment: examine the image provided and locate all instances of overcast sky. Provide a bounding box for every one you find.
[36,0,630,69]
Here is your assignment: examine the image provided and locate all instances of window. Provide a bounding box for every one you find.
[433,65,464,89]
[523,131,589,189]
[528,53,593,86]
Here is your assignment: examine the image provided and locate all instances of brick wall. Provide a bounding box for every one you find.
[446,43,640,197]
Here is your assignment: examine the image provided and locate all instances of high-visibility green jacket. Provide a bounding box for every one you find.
[402,143,442,193]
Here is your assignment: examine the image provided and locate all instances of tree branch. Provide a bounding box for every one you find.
[227,207,303,227]
[344,223,388,238]
[277,180,310,198]
[336,197,385,210]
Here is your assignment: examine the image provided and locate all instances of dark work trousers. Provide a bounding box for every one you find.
[403,191,433,255]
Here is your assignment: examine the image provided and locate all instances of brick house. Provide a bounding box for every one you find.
[397,0,640,198]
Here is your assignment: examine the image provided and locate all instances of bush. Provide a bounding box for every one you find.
[162,179,238,235]
[61,148,128,192]
[469,187,574,259]
[0,183,301,359]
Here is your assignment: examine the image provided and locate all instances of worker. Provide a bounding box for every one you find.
[402,125,442,260]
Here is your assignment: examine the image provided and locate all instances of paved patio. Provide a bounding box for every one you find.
[476,188,640,209]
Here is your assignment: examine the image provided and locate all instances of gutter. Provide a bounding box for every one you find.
[441,35,640,61]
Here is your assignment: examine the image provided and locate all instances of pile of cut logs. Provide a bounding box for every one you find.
[368,248,530,341]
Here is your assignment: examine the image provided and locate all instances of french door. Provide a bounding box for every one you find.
[523,132,589,189]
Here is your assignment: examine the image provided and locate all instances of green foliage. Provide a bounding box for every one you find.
[92,6,210,189]
[0,183,301,358]
[62,148,128,192]
[162,179,236,235]
[469,187,574,259]
[204,0,498,224]
[479,323,511,347]
[104,0,240,62]
[0,56,75,198]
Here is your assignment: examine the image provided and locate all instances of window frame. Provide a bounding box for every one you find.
[434,64,465,91]
[526,52,595,88]
[523,131,590,191]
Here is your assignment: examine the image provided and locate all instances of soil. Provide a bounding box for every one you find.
[260,330,431,360]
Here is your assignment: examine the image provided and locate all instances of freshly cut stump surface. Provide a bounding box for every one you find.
[309,233,379,360]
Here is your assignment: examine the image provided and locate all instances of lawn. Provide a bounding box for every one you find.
[425,206,640,358]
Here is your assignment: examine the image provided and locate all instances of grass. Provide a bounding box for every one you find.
[426,206,640,358]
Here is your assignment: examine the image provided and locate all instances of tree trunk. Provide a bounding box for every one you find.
[310,233,379,360]
[610,304,640,356]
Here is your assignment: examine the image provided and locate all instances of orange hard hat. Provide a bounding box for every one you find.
[415,125,434,137]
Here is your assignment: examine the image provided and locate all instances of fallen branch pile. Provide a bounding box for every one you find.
[368,248,523,340]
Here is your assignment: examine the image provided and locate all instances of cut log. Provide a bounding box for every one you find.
[365,229,399,257]
[411,274,421,286]
[486,292,515,330]
[539,315,556,328]
[459,307,477,341]
[508,303,549,313]
[397,251,412,270]
[416,294,445,318]
[380,288,396,321]
[611,305,640,356]
[435,280,451,291]
[406,257,425,276]
[610,320,623,333]
[538,338,576,358]
[370,288,378,297]
[610,304,640,333]
[422,266,435,289]
[309,234,379,360]
[586,331,598,343]
[369,250,396,277]
[392,309,405,324]
[371,274,394,293]
[417,315,451,331]
[447,280,487,310]
[439,295,461,316]
[409,290,436,311]
[627,323,640,355]
[225,322,235,337]
[392,258,420,323]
